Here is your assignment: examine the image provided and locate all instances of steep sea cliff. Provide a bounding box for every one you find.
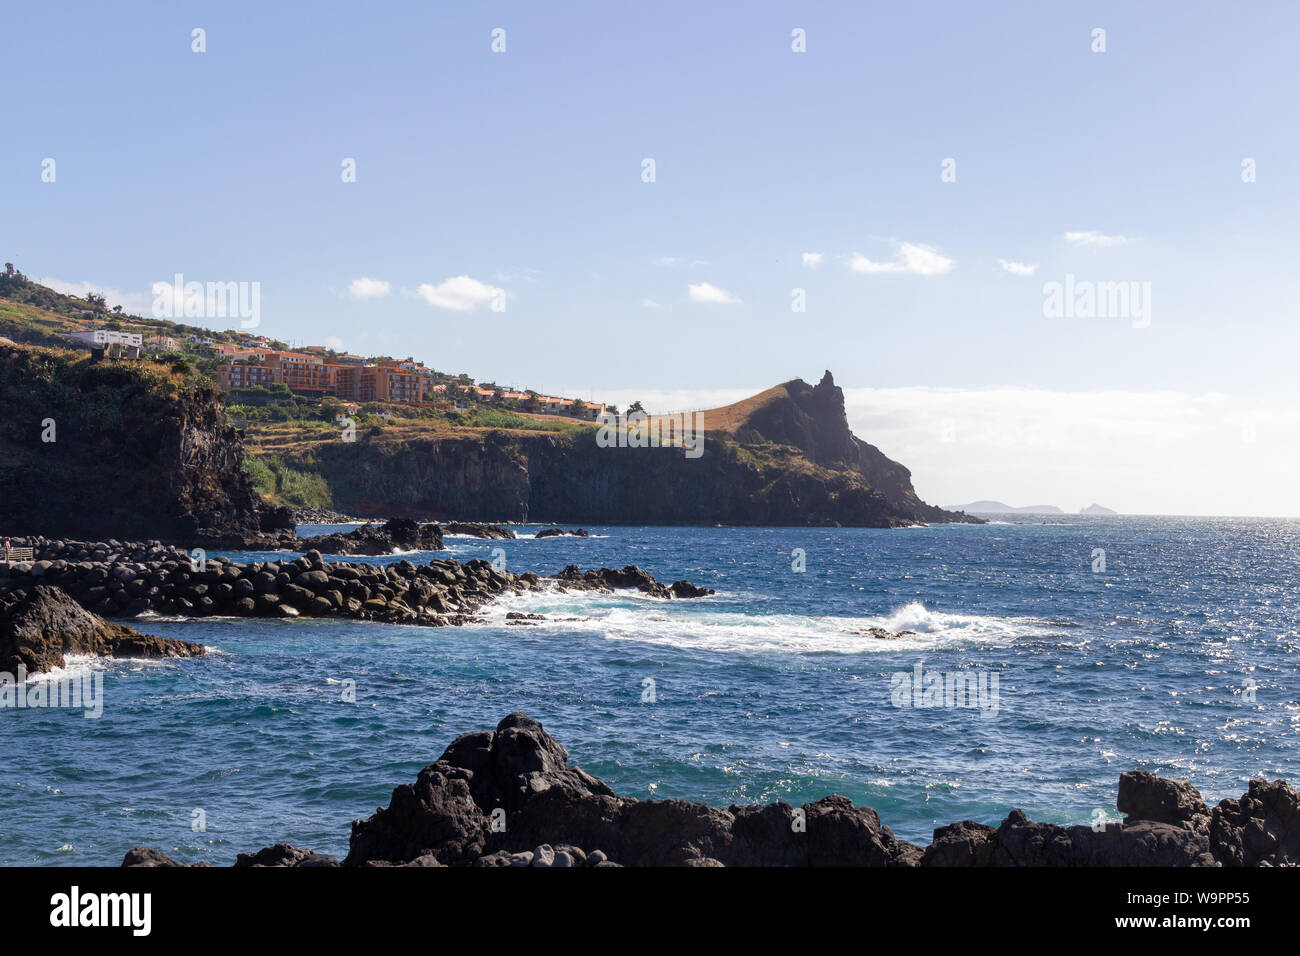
[0,345,278,543]
[280,372,973,527]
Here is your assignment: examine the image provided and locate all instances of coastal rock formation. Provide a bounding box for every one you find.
[0,344,283,544]
[268,372,980,528]
[535,528,589,538]
[123,715,1300,867]
[0,585,204,674]
[554,564,715,599]
[292,507,362,524]
[234,844,340,868]
[441,522,516,539]
[851,626,918,641]
[296,518,444,555]
[0,539,711,624]
[1209,779,1300,866]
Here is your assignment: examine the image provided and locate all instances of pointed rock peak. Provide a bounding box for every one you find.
[818,370,835,389]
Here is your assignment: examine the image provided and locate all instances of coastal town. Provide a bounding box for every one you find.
[0,263,612,422]
[205,337,610,419]
[71,328,610,419]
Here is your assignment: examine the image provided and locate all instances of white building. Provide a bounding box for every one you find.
[70,329,143,348]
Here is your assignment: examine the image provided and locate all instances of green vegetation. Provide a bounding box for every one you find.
[446,407,582,434]
[243,455,333,509]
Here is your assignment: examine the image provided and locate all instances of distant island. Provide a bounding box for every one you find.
[946,500,1120,516]
[944,500,1065,515]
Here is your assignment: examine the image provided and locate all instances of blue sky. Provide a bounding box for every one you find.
[4,1,1299,512]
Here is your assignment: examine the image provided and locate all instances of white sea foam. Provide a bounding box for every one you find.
[21,654,104,684]
[474,592,1056,655]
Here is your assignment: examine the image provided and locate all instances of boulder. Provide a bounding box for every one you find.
[1209,778,1300,866]
[0,585,205,674]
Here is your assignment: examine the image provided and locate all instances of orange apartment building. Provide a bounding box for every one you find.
[217,363,277,389]
[216,353,426,404]
[331,362,424,403]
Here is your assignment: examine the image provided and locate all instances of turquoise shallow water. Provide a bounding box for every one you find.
[2,515,1298,865]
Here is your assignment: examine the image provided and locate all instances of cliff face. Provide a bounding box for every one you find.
[0,345,273,543]
[308,432,908,526]
[289,371,973,527]
[734,371,956,523]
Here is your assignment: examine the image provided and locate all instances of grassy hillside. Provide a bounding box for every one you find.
[0,270,278,358]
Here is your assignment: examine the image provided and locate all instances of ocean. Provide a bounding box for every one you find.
[3,515,1297,865]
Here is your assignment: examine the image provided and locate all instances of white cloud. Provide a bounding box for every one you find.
[325,335,346,350]
[1065,231,1129,248]
[346,277,391,300]
[416,275,505,311]
[641,298,665,309]
[36,277,154,314]
[849,242,953,276]
[688,282,741,304]
[802,252,823,268]
[998,259,1039,276]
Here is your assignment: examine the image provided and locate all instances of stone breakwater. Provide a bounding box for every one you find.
[122,713,1300,867]
[215,519,534,554]
[0,539,713,625]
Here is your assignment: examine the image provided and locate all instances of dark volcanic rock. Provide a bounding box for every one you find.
[922,772,1220,867]
[297,518,443,555]
[921,811,1216,867]
[1210,778,1300,866]
[0,344,269,543]
[122,847,202,867]
[234,843,340,868]
[535,528,589,538]
[288,370,982,528]
[123,713,1296,868]
[442,522,516,539]
[0,585,205,674]
[343,713,916,867]
[553,564,714,599]
[851,626,917,641]
[1,539,705,629]
[1118,770,1210,826]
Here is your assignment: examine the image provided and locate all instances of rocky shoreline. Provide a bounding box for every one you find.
[1,586,204,674]
[122,712,1300,867]
[0,537,713,625]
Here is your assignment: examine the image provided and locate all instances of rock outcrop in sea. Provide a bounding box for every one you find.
[0,585,203,674]
[295,518,444,555]
[122,714,1300,867]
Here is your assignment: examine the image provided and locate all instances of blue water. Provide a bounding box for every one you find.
[3,516,1298,865]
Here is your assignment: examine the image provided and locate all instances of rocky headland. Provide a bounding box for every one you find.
[122,713,1299,867]
[250,372,982,528]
